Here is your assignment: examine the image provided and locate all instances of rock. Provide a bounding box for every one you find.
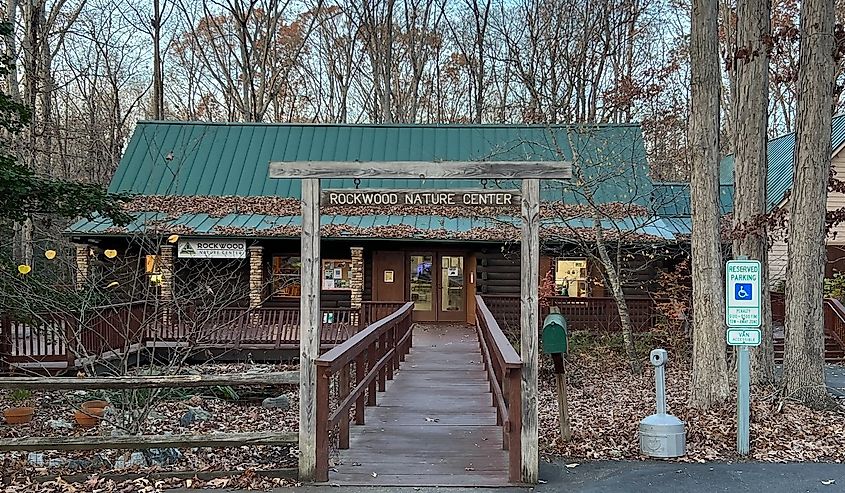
[90,453,110,469]
[27,452,44,466]
[48,458,66,468]
[179,406,211,426]
[262,395,291,410]
[103,406,119,420]
[47,418,73,430]
[114,451,147,469]
[67,459,92,471]
[147,448,182,466]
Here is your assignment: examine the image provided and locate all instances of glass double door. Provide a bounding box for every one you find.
[408,253,466,322]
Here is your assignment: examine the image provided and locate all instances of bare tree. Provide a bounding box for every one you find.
[730,0,775,384]
[688,0,729,409]
[0,232,288,434]
[782,0,837,408]
[172,0,321,122]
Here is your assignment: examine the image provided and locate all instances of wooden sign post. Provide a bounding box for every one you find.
[269,160,571,483]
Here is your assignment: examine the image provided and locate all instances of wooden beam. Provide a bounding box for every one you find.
[299,177,321,481]
[36,468,298,485]
[269,161,572,180]
[0,372,298,390]
[520,178,540,483]
[0,432,297,452]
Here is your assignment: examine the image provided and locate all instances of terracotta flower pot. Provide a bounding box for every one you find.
[81,400,109,411]
[3,407,35,425]
[74,409,100,428]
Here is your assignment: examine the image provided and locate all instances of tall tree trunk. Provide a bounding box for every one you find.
[151,0,164,120]
[782,0,836,409]
[688,0,730,409]
[732,0,774,385]
[594,218,640,373]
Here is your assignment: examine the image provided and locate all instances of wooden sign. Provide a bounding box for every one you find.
[321,189,521,207]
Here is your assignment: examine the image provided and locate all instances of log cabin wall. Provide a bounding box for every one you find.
[475,246,680,298]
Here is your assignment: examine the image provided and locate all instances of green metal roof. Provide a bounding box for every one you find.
[110,121,651,205]
[658,113,845,217]
[720,113,845,210]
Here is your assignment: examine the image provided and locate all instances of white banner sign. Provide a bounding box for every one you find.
[178,239,246,259]
[726,328,762,346]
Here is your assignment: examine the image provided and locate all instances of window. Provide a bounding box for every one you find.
[146,255,162,286]
[554,258,588,297]
[322,259,352,290]
[272,256,301,296]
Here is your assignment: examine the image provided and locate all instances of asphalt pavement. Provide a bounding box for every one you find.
[187,461,845,493]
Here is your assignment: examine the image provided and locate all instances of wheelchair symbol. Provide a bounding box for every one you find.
[735,283,752,300]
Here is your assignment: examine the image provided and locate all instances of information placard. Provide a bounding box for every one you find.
[725,260,761,328]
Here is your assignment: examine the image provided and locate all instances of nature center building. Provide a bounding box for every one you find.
[67,122,692,326]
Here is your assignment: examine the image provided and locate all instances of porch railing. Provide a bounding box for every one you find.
[481,294,658,334]
[475,295,522,482]
[152,306,360,348]
[359,301,408,327]
[1,302,412,372]
[314,302,414,482]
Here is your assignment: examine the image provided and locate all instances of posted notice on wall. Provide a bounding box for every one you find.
[178,239,246,259]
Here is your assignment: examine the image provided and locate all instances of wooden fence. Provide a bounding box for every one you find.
[0,372,298,480]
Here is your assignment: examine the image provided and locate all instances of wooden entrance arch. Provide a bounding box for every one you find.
[268,160,572,483]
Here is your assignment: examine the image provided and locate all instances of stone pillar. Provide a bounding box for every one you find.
[74,245,90,290]
[248,245,264,324]
[350,247,364,326]
[159,244,174,326]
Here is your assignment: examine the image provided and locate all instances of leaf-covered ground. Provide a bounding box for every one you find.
[539,344,845,463]
[0,363,300,491]
[3,345,844,491]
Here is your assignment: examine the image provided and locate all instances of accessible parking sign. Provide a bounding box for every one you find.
[725,260,761,327]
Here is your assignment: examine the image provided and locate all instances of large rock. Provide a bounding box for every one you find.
[47,418,73,430]
[179,406,211,426]
[27,452,44,466]
[261,395,291,410]
[147,448,182,466]
[114,451,147,469]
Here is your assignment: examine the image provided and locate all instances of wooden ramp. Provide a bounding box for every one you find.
[331,324,510,486]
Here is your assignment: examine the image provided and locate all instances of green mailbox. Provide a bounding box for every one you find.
[542,313,568,354]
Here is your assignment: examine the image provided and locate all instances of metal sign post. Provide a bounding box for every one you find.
[725,258,762,456]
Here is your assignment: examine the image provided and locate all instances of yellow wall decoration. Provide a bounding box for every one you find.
[104,249,118,259]
[17,265,31,275]
[44,250,56,260]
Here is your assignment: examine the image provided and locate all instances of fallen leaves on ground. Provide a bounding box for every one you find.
[0,364,301,491]
[539,349,845,463]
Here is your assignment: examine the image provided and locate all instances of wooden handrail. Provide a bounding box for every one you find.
[476,296,521,368]
[314,302,414,483]
[824,298,845,350]
[474,295,522,483]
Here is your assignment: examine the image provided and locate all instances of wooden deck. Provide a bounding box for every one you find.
[331,324,510,486]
